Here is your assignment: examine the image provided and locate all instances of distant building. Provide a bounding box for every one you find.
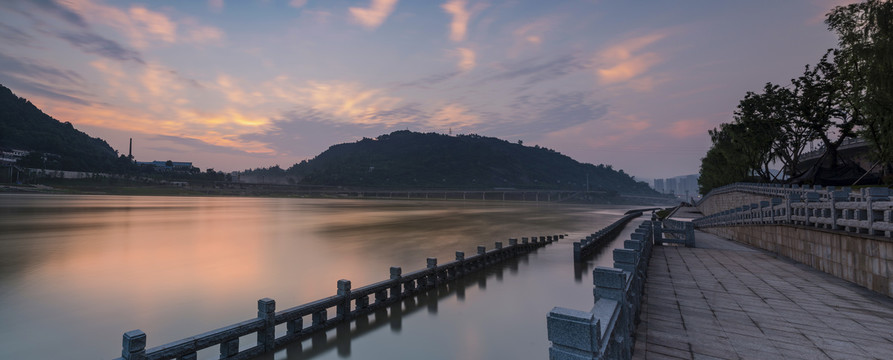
[0,148,29,166]
[665,178,677,195]
[136,160,196,172]
[653,174,700,199]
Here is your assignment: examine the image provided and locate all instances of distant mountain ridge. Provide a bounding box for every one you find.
[246,130,658,195]
[0,84,120,171]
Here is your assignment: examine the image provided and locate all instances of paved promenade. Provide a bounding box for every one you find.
[633,209,893,359]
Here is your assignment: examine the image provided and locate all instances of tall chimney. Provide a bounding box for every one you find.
[128,138,132,158]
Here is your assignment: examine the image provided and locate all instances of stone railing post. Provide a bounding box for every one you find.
[455,251,465,276]
[257,298,276,352]
[866,187,890,235]
[337,280,351,318]
[830,191,847,230]
[426,258,437,287]
[389,267,402,301]
[786,192,800,224]
[805,192,820,227]
[121,330,147,360]
[593,267,631,356]
[573,242,582,262]
[546,307,600,359]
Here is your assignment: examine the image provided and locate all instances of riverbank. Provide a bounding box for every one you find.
[1,182,673,205]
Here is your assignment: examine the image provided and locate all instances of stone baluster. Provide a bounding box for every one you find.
[220,337,239,359]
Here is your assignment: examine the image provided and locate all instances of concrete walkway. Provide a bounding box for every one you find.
[633,229,893,359]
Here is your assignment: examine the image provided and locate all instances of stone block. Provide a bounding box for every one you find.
[613,249,638,265]
[257,298,275,315]
[547,307,599,354]
[593,267,626,289]
[122,330,146,353]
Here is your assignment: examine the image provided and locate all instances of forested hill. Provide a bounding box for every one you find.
[0,84,120,171]
[275,131,657,194]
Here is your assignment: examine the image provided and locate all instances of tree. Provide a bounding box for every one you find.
[699,126,750,194]
[789,50,859,178]
[827,0,893,180]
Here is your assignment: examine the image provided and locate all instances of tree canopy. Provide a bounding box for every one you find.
[699,0,893,194]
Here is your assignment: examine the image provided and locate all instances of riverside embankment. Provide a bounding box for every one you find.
[693,183,893,297]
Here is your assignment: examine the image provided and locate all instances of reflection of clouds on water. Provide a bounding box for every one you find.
[0,195,636,359]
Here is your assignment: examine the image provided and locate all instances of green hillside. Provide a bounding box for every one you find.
[0,84,121,171]
[279,130,657,194]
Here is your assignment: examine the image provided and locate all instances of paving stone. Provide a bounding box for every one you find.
[632,229,893,360]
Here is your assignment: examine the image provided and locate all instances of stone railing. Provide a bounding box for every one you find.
[698,182,892,216]
[546,220,655,360]
[657,219,695,247]
[115,235,562,360]
[573,212,643,261]
[694,187,893,237]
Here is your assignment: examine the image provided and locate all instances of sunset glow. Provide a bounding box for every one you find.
[0,0,841,178]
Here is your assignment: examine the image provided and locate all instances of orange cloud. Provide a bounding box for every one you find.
[442,0,471,42]
[299,81,402,125]
[216,75,265,105]
[349,0,399,29]
[429,103,479,129]
[595,33,667,88]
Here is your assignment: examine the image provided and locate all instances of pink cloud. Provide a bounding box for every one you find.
[349,0,399,30]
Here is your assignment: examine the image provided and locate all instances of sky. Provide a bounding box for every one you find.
[0,0,850,180]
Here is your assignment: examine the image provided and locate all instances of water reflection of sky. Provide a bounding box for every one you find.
[0,194,642,359]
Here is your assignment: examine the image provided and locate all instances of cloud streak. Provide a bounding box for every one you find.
[480,54,588,86]
[594,33,667,90]
[55,31,145,64]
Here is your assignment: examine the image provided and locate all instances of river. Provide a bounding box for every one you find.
[0,193,643,359]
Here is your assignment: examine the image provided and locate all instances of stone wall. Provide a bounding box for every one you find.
[701,225,893,298]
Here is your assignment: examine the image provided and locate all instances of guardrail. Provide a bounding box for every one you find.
[547,220,656,360]
[573,212,642,261]
[657,219,695,247]
[693,187,893,237]
[697,182,887,207]
[116,235,562,360]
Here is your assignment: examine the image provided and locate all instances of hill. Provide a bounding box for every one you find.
[0,84,121,171]
[251,131,658,195]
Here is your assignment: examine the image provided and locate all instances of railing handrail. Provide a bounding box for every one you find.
[548,219,657,359]
[573,212,643,262]
[116,234,564,360]
[697,181,891,208]
[693,187,892,237]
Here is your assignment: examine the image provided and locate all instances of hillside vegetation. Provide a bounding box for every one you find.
[244,131,658,195]
[0,84,123,171]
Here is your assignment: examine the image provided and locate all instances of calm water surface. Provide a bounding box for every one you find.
[0,194,642,359]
